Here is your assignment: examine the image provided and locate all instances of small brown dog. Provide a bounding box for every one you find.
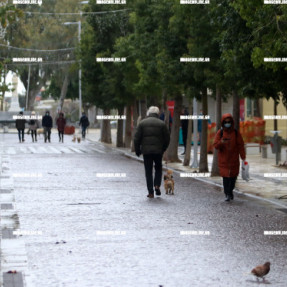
[164,169,174,195]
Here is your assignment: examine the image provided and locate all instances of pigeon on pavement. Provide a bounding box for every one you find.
[251,262,270,282]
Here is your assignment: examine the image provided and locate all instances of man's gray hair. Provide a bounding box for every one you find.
[147,106,159,116]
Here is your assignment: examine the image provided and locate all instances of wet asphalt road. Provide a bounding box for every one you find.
[1,133,287,287]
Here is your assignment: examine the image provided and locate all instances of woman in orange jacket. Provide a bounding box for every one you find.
[213,113,246,201]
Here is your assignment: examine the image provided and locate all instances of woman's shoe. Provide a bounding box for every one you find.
[147,194,154,198]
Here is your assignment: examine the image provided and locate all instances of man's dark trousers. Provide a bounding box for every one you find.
[18,129,24,142]
[143,154,163,194]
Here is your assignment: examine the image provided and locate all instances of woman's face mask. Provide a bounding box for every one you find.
[224,121,231,128]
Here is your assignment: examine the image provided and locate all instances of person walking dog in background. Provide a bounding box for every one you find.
[213,113,246,202]
[134,106,170,198]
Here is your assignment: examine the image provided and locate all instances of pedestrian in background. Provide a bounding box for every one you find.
[28,111,39,142]
[213,113,246,202]
[134,106,170,198]
[56,112,66,143]
[15,111,26,143]
[79,112,89,139]
[42,110,53,143]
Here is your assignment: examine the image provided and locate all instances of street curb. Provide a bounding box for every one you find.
[87,138,287,212]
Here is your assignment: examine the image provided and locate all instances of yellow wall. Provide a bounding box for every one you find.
[262,98,287,139]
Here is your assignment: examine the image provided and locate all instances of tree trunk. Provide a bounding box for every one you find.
[140,98,147,120]
[1,67,7,111]
[131,100,139,152]
[254,98,261,118]
[116,106,124,147]
[162,89,169,162]
[166,93,182,163]
[21,66,46,111]
[183,100,193,166]
[232,90,240,131]
[211,85,222,176]
[274,99,278,131]
[59,74,69,112]
[124,104,132,148]
[100,108,112,143]
[27,87,42,111]
[199,88,208,172]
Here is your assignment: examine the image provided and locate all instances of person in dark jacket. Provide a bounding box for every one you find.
[213,113,246,202]
[28,111,39,142]
[15,111,26,143]
[42,110,53,143]
[56,112,66,143]
[134,106,170,198]
[79,112,89,139]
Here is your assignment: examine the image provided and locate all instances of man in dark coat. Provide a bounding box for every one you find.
[79,112,89,139]
[56,112,66,143]
[213,113,246,201]
[134,106,170,198]
[15,111,26,143]
[42,110,53,143]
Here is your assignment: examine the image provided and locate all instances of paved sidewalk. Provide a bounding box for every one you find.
[85,128,287,209]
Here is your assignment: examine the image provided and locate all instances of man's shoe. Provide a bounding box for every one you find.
[147,194,154,198]
[230,192,234,200]
[225,196,231,202]
[155,188,161,196]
